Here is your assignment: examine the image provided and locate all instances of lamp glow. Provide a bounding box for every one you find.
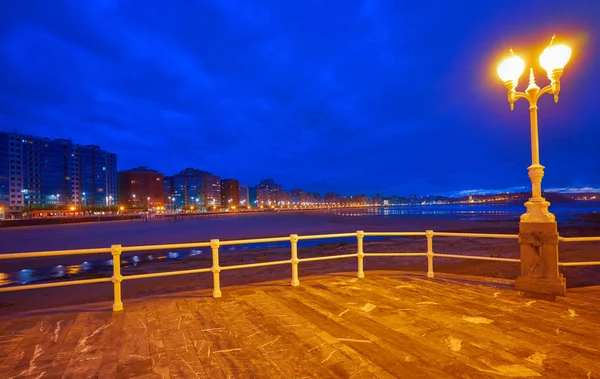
[497,54,525,83]
[539,44,571,72]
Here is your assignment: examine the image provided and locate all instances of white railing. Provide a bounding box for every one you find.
[557,235,600,267]
[0,230,598,312]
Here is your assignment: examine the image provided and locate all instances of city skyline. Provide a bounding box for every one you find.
[3,129,600,211]
[1,2,599,195]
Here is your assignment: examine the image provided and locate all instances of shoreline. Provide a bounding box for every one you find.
[0,206,367,229]
[2,201,599,230]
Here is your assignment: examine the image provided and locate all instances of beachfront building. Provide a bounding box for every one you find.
[324,192,341,205]
[312,192,322,205]
[0,131,117,214]
[291,188,313,206]
[164,168,221,211]
[351,194,370,206]
[204,172,221,208]
[239,184,249,208]
[256,178,282,207]
[221,179,240,209]
[374,193,382,206]
[117,167,164,209]
[164,168,204,210]
[278,190,292,207]
[249,186,257,208]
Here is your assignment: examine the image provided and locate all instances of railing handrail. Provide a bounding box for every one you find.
[7,230,600,259]
[1,229,599,313]
[558,236,600,242]
[432,232,519,239]
[0,247,112,259]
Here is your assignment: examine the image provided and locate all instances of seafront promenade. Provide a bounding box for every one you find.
[1,272,599,378]
[0,212,599,377]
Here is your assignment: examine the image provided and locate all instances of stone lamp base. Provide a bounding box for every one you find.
[515,221,566,296]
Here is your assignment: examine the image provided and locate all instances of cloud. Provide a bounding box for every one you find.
[0,0,599,196]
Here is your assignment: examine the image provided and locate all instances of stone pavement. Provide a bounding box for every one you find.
[1,271,599,378]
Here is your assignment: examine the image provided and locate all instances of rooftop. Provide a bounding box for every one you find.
[1,271,599,378]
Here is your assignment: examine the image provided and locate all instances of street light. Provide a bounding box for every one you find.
[497,35,571,223]
[497,35,571,296]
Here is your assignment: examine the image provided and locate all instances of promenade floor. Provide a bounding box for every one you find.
[1,271,599,378]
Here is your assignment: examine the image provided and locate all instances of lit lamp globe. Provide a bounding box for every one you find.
[540,42,571,102]
[497,54,525,85]
[539,43,571,73]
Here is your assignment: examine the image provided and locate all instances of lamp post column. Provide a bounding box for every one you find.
[497,39,571,297]
[516,91,564,297]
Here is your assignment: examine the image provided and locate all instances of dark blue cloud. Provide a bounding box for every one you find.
[1,0,599,196]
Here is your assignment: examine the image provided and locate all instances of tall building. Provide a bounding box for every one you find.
[278,190,292,206]
[239,184,250,208]
[221,179,240,209]
[0,131,117,213]
[204,172,221,208]
[256,178,283,206]
[352,194,369,205]
[312,192,322,204]
[78,144,118,208]
[164,168,203,210]
[118,167,164,209]
[291,188,313,205]
[163,168,220,210]
[324,192,341,205]
[249,186,257,208]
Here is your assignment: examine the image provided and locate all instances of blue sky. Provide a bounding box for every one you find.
[1,1,599,196]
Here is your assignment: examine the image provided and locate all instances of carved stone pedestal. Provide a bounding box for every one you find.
[515,221,566,296]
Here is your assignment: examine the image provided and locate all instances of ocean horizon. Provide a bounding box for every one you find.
[330,201,600,224]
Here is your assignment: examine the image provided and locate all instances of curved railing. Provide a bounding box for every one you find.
[0,230,598,311]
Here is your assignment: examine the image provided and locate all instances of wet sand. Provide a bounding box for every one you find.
[1,212,599,316]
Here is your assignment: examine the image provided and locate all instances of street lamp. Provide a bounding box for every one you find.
[497,35,571,296]
[497,35,571,222]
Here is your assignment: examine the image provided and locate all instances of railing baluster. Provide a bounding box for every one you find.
[357,230,365,278]
[211,239,222,298]
[111,244,124,311]
[290,234,300,287]
[426,230,434,278]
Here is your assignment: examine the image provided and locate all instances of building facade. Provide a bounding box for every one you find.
[239,184,250,208]
[324,192,342,205]
[291,188,314,205]
[249,186,257,208]
[163,168,221,210]
[118,167,164,209]
[256,178,283,207]
[0,131,117,213]
[205,172,221,208]
[221,179,240,209]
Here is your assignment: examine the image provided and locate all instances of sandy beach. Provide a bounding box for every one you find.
[1,211,599,316]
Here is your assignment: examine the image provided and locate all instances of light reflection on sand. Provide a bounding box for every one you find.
[0,272,10,286]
